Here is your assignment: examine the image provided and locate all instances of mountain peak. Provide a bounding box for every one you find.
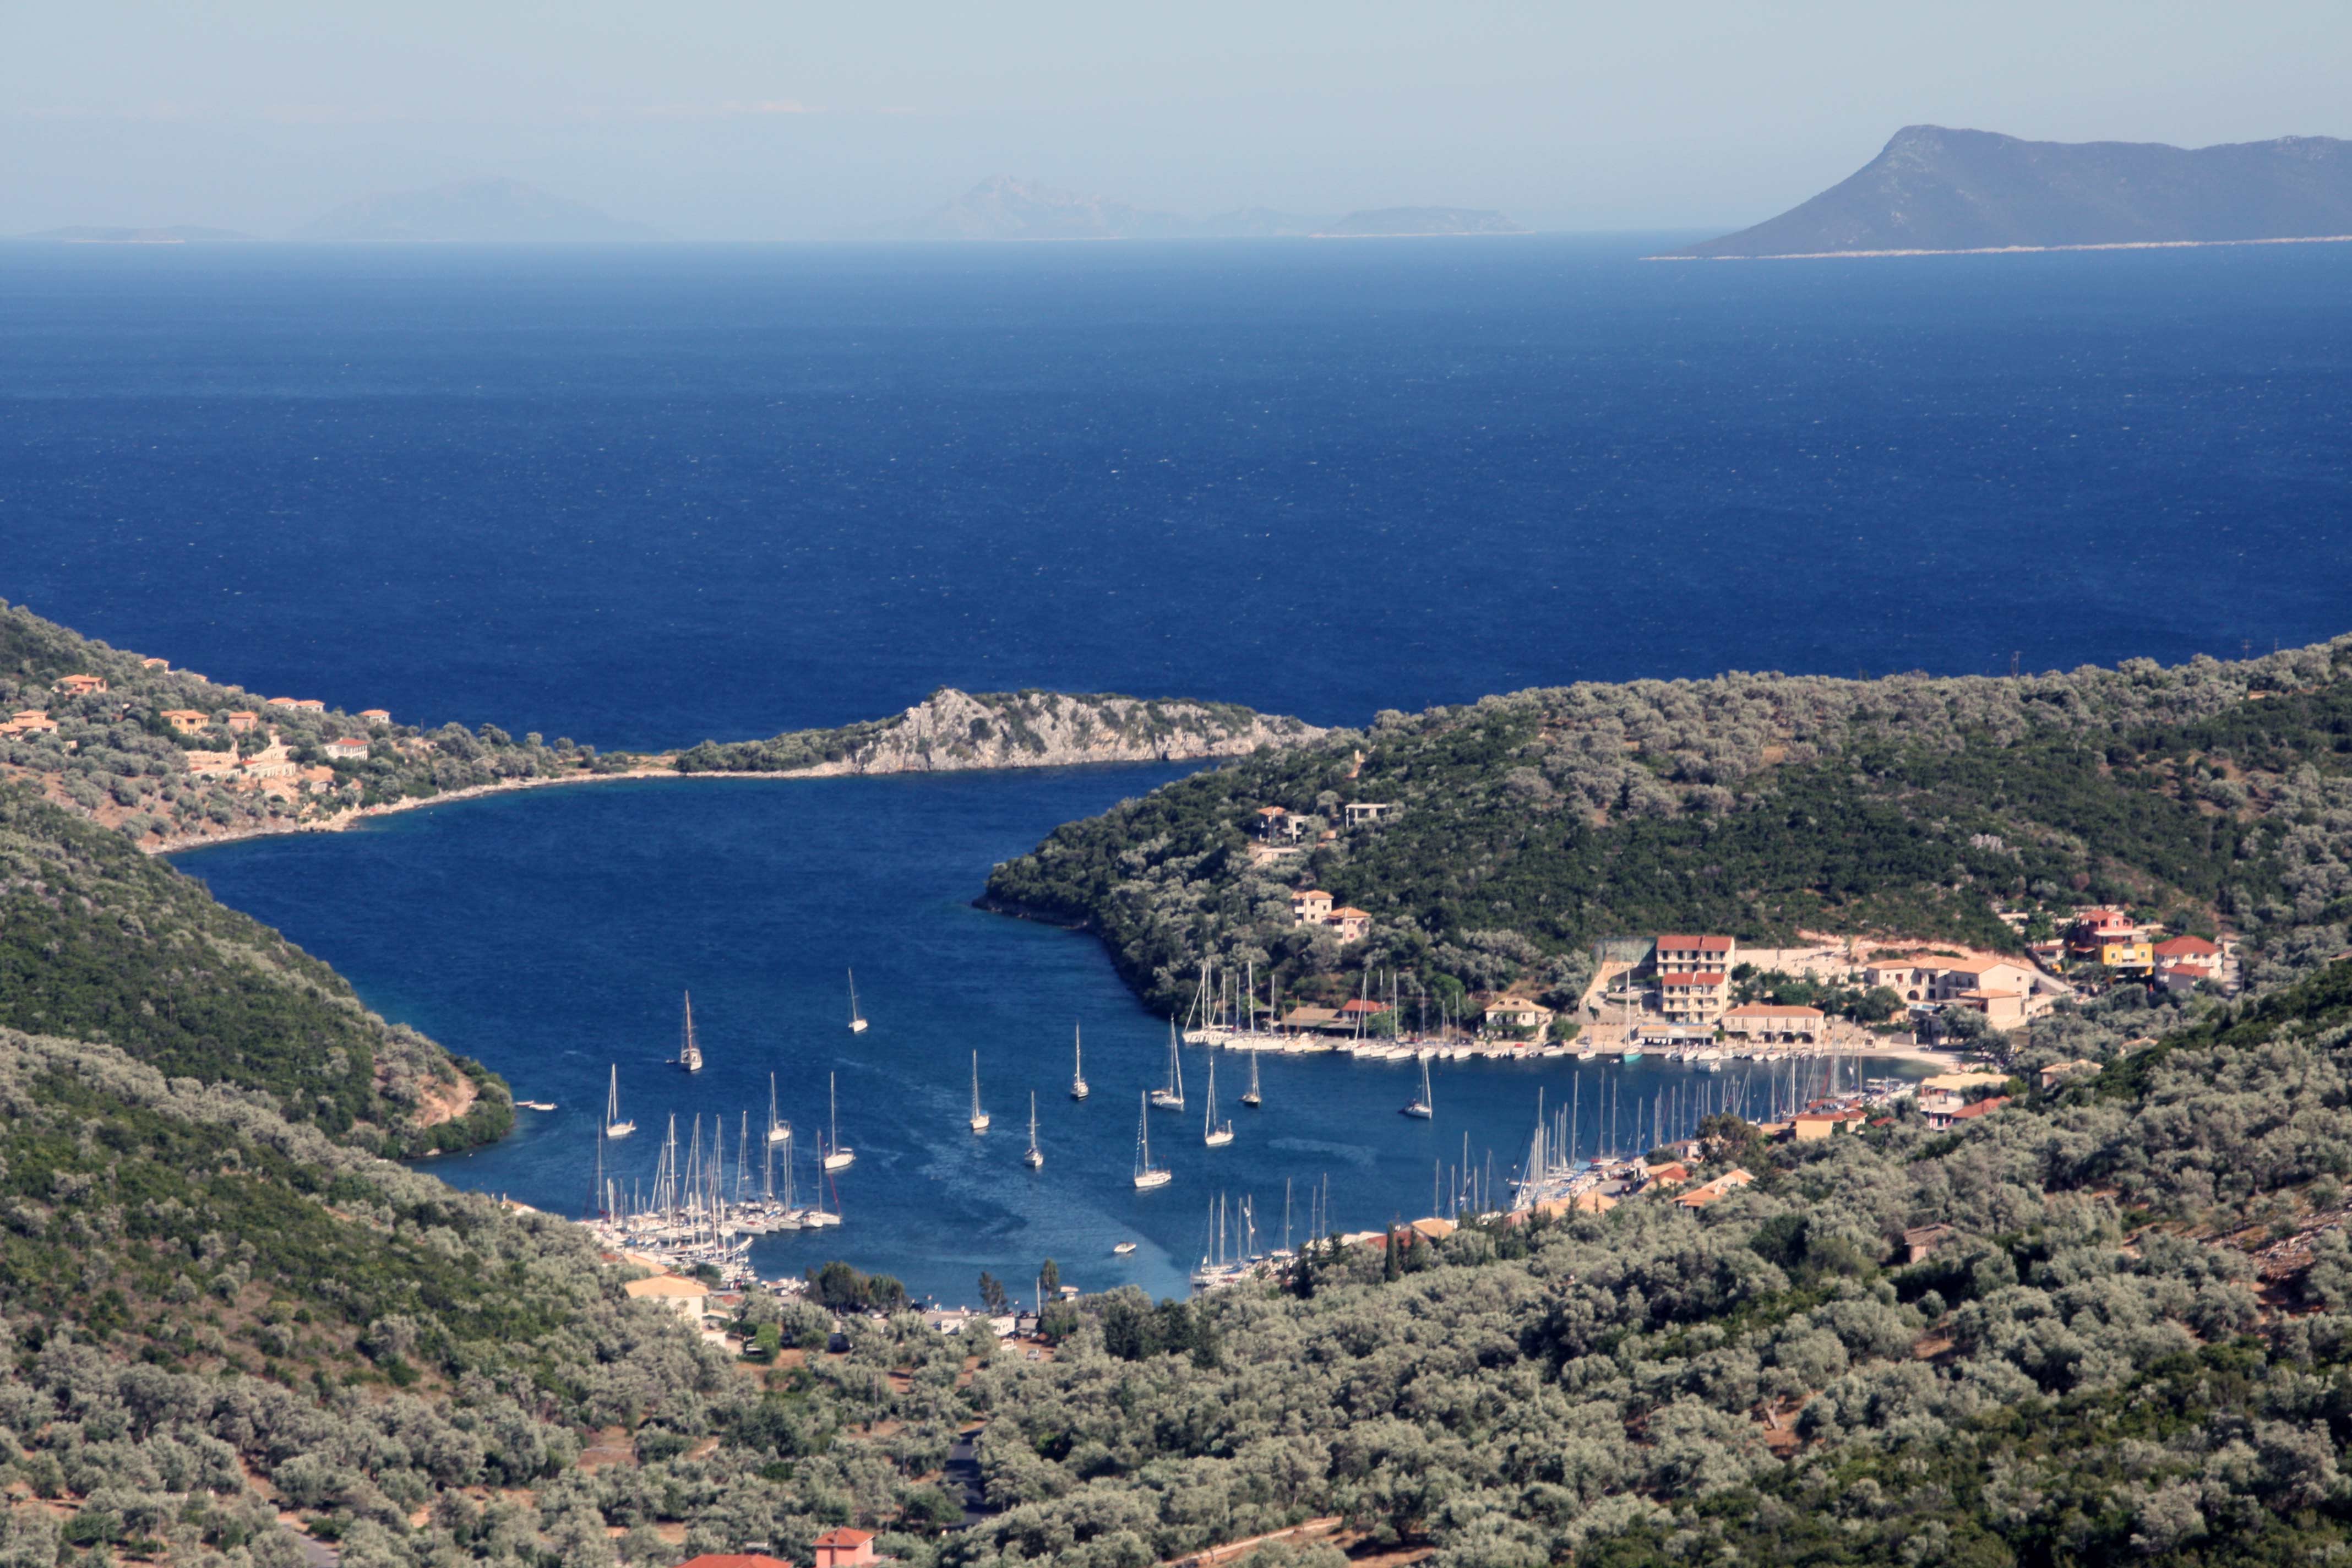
[1686,128,2352,257]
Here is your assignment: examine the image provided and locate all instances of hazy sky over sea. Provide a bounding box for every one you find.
[7,1,2348,239]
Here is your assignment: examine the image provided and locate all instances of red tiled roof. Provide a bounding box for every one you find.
[1723,1003,1824,1018]
[2153,936,2220,957]
[814,1529,876,1547]
[1657,934,1734,950]
[1951,1097,2009,1121]
[1330,906,1369,919]
[679,1556,795,1568]
[1660,972,1727,988]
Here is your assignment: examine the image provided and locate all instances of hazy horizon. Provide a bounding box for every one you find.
[8,1,2350,241]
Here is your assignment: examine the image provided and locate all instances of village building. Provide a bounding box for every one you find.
[813,1528,879,1568]
[2067,908,2152,969]
[359,707,392,725]
[1638,1161,1691,1189]
[1337,998,1388,1028]
[265,696,301,709]
[1483,994,1556,1036]
[1653,933,1736,976]
[1278,1006,1342,1032]
[183,750,241,780]
[1657,970,1729,1024]
[1329,906,1371,943]
[2152,935,2223,983]
[3,709,58,736]
[1289,889,1335,926]
[1409,1217,1456,1243]
[54,674,107,695]
[1719,1003,1824,1043]
[160,709,210,733]
[225,710,260,732]
[1675,1168,1756,1208]
[1343,801,1395,826]
[325,736,371,761]
[1926,1095,2009,1131]
[2038,1059,2102,1091]
[622,1274,710,1322]
[1902,1223,1956,1263]
[139,657,169,671]
[1789,1109,1866,1141]
[1863,955,2065,1026]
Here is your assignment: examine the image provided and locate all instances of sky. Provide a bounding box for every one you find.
[6,1,2349,239]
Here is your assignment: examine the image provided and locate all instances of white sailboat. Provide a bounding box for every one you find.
[846,968,868,1034]
[1023,1092,1044,1169]
[1150,1017,1185,1109]
[1202,1056,1234,1147]
[968,1052,991,1133]
[1240,1050,1262,1109]
[1133,1092,1172,1189]
[1070,1023,1090,1101]
[823,1072,855,1169]
[604,1065,635,1139]
[1402,1054,1434,1119]
[677,992,703,1073]
[765,1072,792,1146]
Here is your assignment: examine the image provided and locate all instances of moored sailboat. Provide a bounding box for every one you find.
[1133,1092,1172,1189]
[1023,1092,1044,1169]
[1070,1023,1090,1101]
[846,968,868,1034]
[968,1051,991,1133]
[1240,1050,1262,1108]
[604,1065,635,1139]
[1150,1017,1186,1109]
[677,992,703,1072]
[1202,1057,1234,1147]
[766,1072,791,1146]
[1402,1054,1434,1119]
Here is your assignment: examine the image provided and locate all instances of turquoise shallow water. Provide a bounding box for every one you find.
[175,767,1909,1305]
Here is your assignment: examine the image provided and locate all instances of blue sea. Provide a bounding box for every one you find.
[7,236,2350,1300]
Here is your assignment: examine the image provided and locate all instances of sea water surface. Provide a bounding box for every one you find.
[8,236,2347,1299]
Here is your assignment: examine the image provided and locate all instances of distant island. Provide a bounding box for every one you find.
[295,177,661,243]
[1683,125,2352,258]
[869,176,1527,242]
[6,224,257,244]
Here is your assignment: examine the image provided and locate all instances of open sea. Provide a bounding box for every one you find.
[7,235,2350,1301]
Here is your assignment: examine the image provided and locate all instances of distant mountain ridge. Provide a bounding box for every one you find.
[873,177,1526,241]
[1689,126,2352,257]
[297,177,660,243]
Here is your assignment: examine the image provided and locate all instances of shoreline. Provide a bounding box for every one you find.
[1646,232,2352,262]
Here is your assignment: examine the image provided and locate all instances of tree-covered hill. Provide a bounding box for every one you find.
[0,785,508,1155]
[984,638,2352,1013]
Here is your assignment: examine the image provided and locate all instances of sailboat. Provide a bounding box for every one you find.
[1202,1057,1234,1147]
[823,1072,855,1169]
[1132,1092,1172,1189]
[967,1050,991,1133]
[1402,1054,1434,1119]
[1070,1023,1090,1101]
[766,1072,792,1146]
[1150,1017,1186,1109]
[604,1065,635,1139]
[1240,1051,1262,1109]
[1023,1092,1044,1169]
[677,992,704,1073]
[846,969,868,1034]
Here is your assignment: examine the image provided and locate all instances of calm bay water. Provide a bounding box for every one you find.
[174,769,1854,1304]
[10,236,2348,1300]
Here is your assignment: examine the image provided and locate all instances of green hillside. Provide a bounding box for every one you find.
[985,640,2352,1014]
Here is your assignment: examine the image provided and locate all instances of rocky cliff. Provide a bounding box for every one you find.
[675,688,1323,775]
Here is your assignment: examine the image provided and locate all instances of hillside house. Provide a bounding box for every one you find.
[2153,935,2222,982]
[139,657,168,671]
[1658,971,1729,1024]
[1926,1095,2010,1131]
[1654,933,1736,975]
[1720,1003,1823,1043]
[160,709,210,733]
[1790,1109,1866,1141]
[1329,906,1370,943]
[1675,1168,1755,1208]
[1253,805,1309,841]
[3,710,57,736]
[2039,1059,2101,1091]
[1903,1223,1956,1263]
[359,707,392,725]
[1483,994,1556,1036]
[1343,801,1394,826]
[813,1528,879,1568]
[54,674,107,695]
[225,711,260,732]
[1291,890,1335,926]
[1863,956,2064,1026]
[325,736,370,761]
